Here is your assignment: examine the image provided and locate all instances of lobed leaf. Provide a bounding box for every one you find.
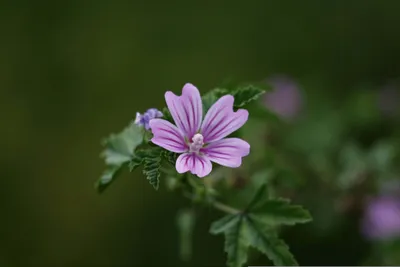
[210,214,241,235]
[231,85,266,108]
[142,155,161,190]
[244,215,298,266]
[210,183,312,267]
[161,150,178,166]
[202,84,267,116]
[129,147,163,190]
[223,218,249,267]
[247,184,312,226]
[250,198,312,226]
[210,214,248,267]
[95,123,143,193]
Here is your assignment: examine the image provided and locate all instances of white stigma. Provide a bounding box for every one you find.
[189,133,204,153]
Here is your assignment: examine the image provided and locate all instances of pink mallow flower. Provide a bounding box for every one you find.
[149,83,250,178]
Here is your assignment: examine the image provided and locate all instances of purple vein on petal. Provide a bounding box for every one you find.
[149,119,187,153]
[200,95,248,143]
[175,152,212,178]
[165,84,202,139]
[202,138,250,168]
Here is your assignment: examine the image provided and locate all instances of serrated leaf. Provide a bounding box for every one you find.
[142,153,162,190]
[210,213,298,267]
[128,147,165,190]
[128,150,147,172]
[223,218,249,267]
[210,184,311,267]
[231,85,266,108]
[161,150,178,166]
[250,199,312,226]
[210,214,248,267]
[129,148,162,170]
[244,215,298,266]
[247,184,312,226]
[246,183,270,210]
[96,123,144,193]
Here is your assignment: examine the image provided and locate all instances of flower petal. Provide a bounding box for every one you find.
[149,119,187,153]
[165,83,202,139]
[176,153,212,178]
[201,95,249,143]
[202,138,250,168]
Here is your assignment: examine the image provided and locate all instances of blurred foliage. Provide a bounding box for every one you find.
[2,0,400,266]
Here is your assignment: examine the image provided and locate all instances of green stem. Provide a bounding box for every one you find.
[212,201,241,214]
[182,190,240,215]
[182,173,241,214]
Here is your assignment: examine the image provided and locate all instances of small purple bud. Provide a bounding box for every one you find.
[263,75,303,120]
[134,108,163,130]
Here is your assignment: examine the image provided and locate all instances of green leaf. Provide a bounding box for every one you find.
[210,213,298,267]
[142,154,161,190]
[247,184,312,226]
[161,150,178,166]
[231,85,266,108]
[210,214,242,235]
[244,215,298,266]
[101,123,144,165]
[201,84,267,116]
[129,148,161,171]
[250,199,312,226]
[95,123,144,193]
[210,184,311,267]
[129,147,163,190]
[223,219,249,267]
[210,215,248,267]
[96,165,126,193]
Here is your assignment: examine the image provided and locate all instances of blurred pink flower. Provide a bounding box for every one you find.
[361,194,400,240]
[263,75,303,120]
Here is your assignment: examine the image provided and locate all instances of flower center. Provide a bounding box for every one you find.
[189,133,204,153]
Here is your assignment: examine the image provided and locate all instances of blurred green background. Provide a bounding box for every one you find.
[1,1,400,266]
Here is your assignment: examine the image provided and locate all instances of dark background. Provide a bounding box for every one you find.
[1,1,400,266]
